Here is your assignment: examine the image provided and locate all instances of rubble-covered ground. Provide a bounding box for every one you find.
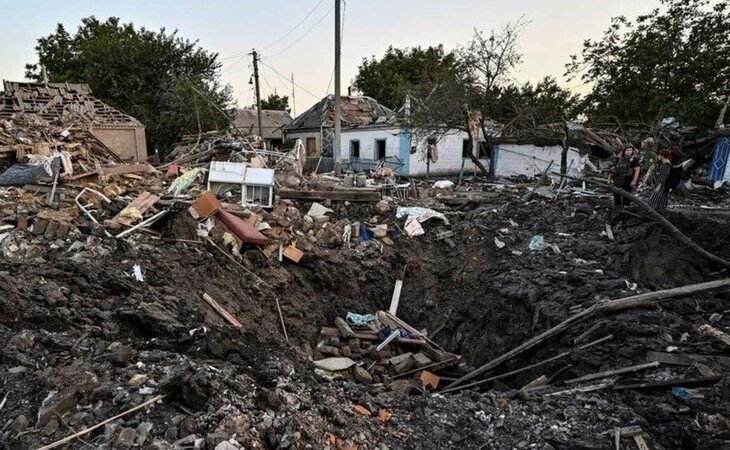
[1,179,730,450]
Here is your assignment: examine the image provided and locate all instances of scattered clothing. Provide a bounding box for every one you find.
[346,312,376,326]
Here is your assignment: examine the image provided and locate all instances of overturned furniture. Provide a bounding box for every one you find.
[207,161,275,208]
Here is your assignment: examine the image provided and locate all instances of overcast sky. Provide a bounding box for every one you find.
[0,0,662,114]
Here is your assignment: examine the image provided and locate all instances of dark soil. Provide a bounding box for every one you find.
[1,186,729,449]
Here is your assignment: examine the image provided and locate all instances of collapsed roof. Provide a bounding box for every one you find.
[234,108,293,140]
[285,95,396,132]
[0,81,142,127]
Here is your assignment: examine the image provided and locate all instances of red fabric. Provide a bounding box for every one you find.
[216,209,269,245]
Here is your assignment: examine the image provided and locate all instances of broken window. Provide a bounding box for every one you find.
[245,185,272,207]
[462,139,490,159]
[375,139,386,160]
[350,140,360,159]
[306,137,317,156]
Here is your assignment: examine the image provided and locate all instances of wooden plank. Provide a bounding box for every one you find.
[319,327,425,345]
[612,375,722,391]
[564,361,660,385]
[633,435,650,450]
[101,163,153,176]
[698,324,730,346]
[389,280,403,316]
[449,278,730,389]
[111,191,160,228]
[645,351,730,366]
[279,189,380,202]
[202,293,242,328]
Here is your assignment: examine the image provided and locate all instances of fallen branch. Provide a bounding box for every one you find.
[448,278,730,389]
[698,324,730,346]
[37,395,165,450]
[202,293,243,328]
[554,173,730,267]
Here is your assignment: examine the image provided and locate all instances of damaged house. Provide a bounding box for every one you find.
[0,81,147,161]
[234,108,293,150]
[285,94,582,177]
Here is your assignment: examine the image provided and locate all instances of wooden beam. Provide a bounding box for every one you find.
[613,375,722,391]
[279,189,380,202]
[554,173,730,267]
[564,361,659,385]
[448,278,730,389]
[202,293,242,328]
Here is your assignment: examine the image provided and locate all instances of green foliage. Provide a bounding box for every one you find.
[260,93,290,112]
[495,76,580,126]
[353,45,456,109]
[566,0,730,129]
[25,16,235,155]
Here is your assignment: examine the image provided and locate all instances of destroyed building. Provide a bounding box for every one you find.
[234,108,293,150]
[286,95,585,177]
[0,81,147,161]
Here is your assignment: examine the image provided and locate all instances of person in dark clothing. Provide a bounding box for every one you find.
[608,145,641,206]
[648,149,672,213]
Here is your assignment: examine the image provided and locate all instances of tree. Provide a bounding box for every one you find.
[260,93,290,112]
[352,45,456,109]
[409,20,531,176]
[566,0,730,130]
[25,17,235,155]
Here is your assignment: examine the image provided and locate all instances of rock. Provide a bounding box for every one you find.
[334,317,355,338]
[113,427,136,450]
[8,366,27,374]
[215,441,240,450]
[128,373,149,387]
[388,353,414,374]
[353,366,373,384]
[9,414,29,434]
[413,352,433,367]
[109,342,137,366]
[373,201,391,215]
[372,224,388,238]
[36,388,79,427]
[381,237,394,246]
[136,422,154,446]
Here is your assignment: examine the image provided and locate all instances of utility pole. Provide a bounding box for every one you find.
[251,49,264,140]
[333,0,341,170]
[291,73,296,117]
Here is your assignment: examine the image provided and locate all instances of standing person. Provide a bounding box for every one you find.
[608,146,641,206]
[648,149,672,213]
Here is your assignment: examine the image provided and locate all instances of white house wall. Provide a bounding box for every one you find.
[495,144,580,179]
[407,129,487,177]
[286,130,322,155]
[339,127,401,161]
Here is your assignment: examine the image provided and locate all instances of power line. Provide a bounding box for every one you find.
[265,5,334,59]
[259,59,321,100]
[261,0,327,52]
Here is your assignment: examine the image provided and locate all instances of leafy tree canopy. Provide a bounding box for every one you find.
[566,0,730,130]
[25,16,235,155]
[260,93,290,112]
[352,45,456,109]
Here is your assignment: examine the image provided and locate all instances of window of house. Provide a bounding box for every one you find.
[462,139,472,158]
[375,139,386,160]
[463,139,491,159]
[305,137,317,156]
[245,185,272,208]
[350,140,360,159]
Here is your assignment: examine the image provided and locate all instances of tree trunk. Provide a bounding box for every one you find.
[465,108,489,177]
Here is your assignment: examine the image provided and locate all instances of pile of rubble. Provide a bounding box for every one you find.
[311,311,463,388]
[0,115,729,449]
